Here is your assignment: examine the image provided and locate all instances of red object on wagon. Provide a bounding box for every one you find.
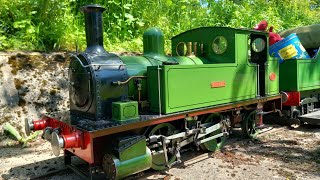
[254,20,283,46]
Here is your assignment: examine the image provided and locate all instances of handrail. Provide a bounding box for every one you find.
[69,54,126,68]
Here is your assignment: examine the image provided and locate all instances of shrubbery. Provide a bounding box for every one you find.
[0,0,319,52]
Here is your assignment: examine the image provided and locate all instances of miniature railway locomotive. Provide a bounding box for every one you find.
[26,4,282,179]
[278,40,320,124]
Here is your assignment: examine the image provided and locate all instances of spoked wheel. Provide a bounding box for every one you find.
[241,110,259,139]
[147,123,176,170]
[200,114,227,152]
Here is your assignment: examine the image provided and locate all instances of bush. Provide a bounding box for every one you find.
[0,0,319,52]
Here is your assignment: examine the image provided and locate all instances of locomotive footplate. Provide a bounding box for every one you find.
[299,110,320,125]
[41,94,281,138]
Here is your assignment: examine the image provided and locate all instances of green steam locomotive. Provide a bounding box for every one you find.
[25,4,320,179]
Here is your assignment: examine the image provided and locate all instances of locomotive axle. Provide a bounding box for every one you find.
[146,119,229,168]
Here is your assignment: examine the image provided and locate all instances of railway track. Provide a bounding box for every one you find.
[30,168,70,180]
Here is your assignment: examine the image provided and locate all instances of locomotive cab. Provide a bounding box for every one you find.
[249,34,268,96]
[171,27,279,97]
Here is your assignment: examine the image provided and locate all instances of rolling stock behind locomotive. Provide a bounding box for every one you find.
[25,4,286,179]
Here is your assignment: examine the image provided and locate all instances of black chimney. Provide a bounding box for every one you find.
[80,4,107,54]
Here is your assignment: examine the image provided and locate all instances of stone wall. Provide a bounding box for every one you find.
[0,52,69,136]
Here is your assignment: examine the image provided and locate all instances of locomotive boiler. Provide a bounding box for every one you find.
[26,4,282,179]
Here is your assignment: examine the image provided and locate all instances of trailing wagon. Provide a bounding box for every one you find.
[279,53,320,124]
[25,4,284,179]
[277,25,320,125]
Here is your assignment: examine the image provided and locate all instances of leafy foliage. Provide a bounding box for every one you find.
[0,0,319,52]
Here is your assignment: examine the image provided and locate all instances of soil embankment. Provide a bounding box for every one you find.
[0,52,69,146]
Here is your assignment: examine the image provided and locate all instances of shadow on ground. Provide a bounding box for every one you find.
[1,155,87,180]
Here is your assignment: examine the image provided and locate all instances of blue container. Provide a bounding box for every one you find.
[269,33,310,63]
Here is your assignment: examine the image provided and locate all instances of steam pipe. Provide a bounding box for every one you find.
[80,4,107,54]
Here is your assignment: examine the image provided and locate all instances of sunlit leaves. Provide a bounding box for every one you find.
[123,3,131,10]
[0,0,319,51]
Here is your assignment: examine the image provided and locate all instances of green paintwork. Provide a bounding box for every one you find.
[143,27,165,56]
[120,28,167,103]
[171,27,267,64]
[300,89,320,99]
[120,28,200,102]
[148,32,259,114]
[142,27,203,65]
[148,63,257,114]
[109,137,152,179]
[120,56,155,101]
[174,56,204,65]
[118,137,146,161]
[266,56,279,95]
[119,27,278,115]
[112,101,139,121]
[279,54,320,91]
[112,147,152,179]
[120,56,201,101]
